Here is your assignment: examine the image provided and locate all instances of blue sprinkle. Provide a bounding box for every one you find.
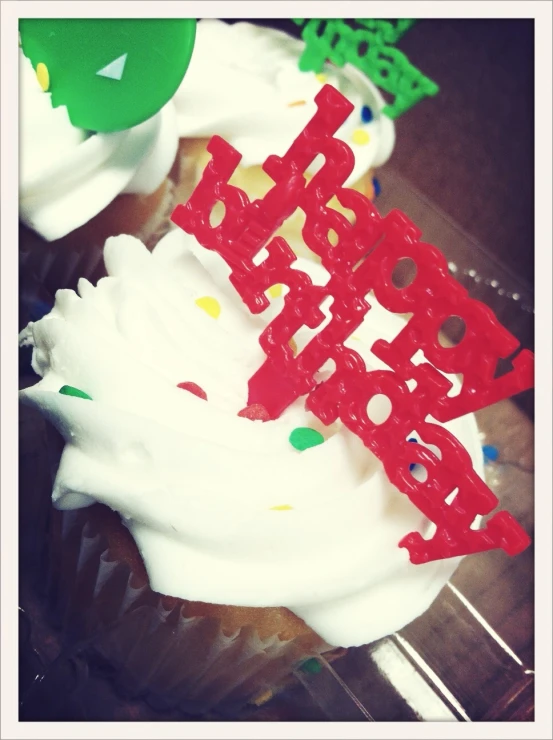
[372,177,381,198]
[361,105,373,123]
[29,299,53,322]
[482,444,499,463]
[408,437,417,471]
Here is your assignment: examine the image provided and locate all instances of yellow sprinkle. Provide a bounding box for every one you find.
[250,688,274,706]
[36,62,50,92]
[195,296,221,319]
[270,504,293,511]
[268,284,282,298]
[288,100,307,108]
[288,337,298,356]
[351,335,361,341]
[352,129,370,146]
[316,73,327,83]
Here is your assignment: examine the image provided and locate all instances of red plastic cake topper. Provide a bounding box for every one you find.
[171,84,533,565]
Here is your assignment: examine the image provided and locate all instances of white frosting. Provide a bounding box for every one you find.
[174,20,395,184]
[20,230,483,648]
[19,50,178,241]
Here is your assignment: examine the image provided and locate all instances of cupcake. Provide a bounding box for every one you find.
[170,20,395,256]
[18,19,196,296]
[19,228,485,715]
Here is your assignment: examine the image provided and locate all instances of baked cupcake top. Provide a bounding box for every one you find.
[174,20,395,184]
[20,229,482,648]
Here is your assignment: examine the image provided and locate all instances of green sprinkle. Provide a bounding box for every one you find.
[300,658,322,674]
[59,385,92,401]
[289,427,325,452]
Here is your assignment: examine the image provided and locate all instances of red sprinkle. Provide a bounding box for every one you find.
[237,403,270,422]
[177,382,208,400]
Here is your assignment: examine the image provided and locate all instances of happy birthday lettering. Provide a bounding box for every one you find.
[171,84,533,564]
[293,18,438,119]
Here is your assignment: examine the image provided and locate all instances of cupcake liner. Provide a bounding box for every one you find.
[19,224,105,298]
[18,383,68,585]
[19,178,177,297]
[18,398,54,576]
[42,508,333,716]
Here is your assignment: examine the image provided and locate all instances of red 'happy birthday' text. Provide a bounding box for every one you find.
[172,84,533,565]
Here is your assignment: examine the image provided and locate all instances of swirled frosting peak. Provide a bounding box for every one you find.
[19,49,178,241]
[19,230,482,648]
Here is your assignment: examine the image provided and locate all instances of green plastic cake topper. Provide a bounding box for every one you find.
[354,19,416,45]
[292,19,438,119]
[19,18,196,133]
[293,18,416,45]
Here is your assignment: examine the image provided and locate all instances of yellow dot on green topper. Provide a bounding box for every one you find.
[35,62,49,91]
[19,18,196,133]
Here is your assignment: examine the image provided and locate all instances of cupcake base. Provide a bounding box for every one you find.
[41,504,335,716]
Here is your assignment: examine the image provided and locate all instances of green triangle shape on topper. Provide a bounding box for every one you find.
[19,18,197,133]
[96,53,128,81]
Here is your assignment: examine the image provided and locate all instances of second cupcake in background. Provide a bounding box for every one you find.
[19,18,396,297]
[171,20,396,257]
[18,19,197,296]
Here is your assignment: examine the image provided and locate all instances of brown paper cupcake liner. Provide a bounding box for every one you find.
[42,508,333,716]
[18,399,54,575]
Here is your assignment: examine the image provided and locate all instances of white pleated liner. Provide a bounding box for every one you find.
[46,509,331,715]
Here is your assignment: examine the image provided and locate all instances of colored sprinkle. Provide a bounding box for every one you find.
[361,105,373,123]
[352,129,370,146]
[366,180,376,201]
[270,504,293,511]
[315,73,327,83]
[177,382,208,401]
[36,62,50,91]
[29,299,53,322]
[59,385,92,401]
[288,337,298,356]
[195,296,221,319]
[300,658,322,675]
[482,444,499,463]
[237,404,270,422]
[268,284,282,298]
[408,437,417,472]
[372,177,382,198]
[250,688,273,706]
[288,100,306,107]
[289,427,325,452]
